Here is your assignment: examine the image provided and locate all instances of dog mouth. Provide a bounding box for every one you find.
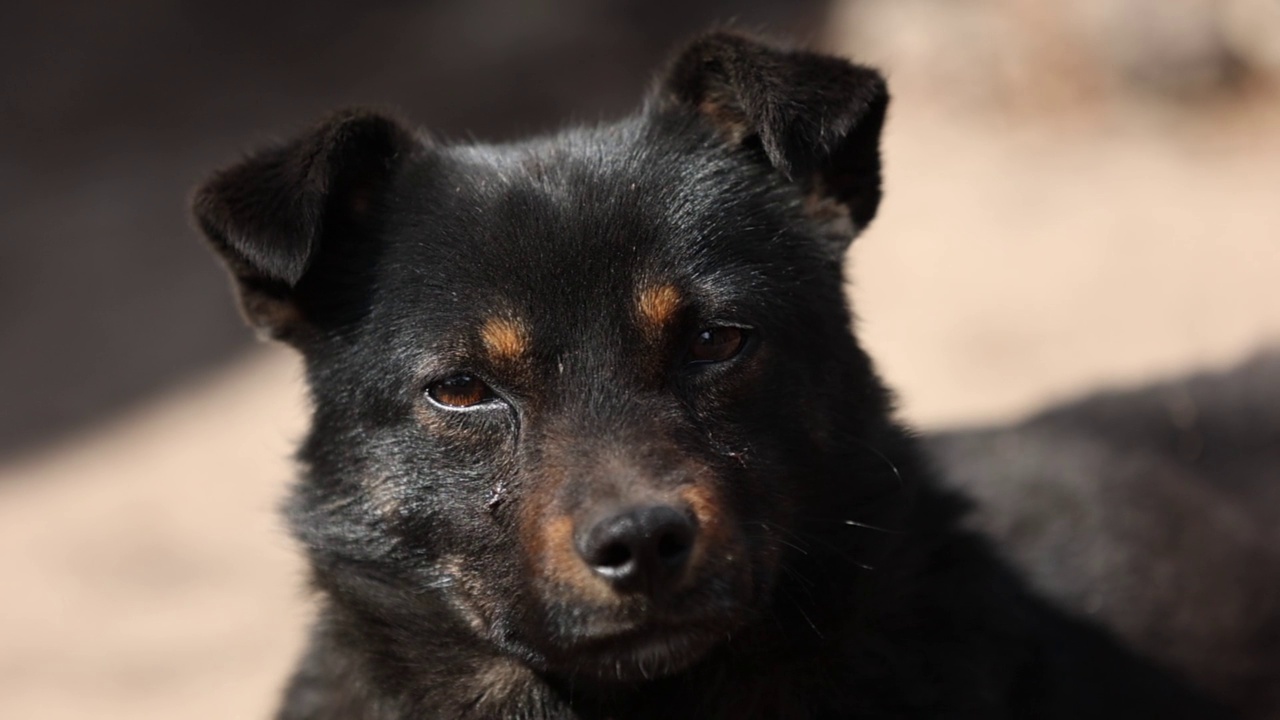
[550,622,724,682]
[523,561,762,682]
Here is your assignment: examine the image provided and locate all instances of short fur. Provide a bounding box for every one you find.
[931,351,1280,718]
[193,32,1234,719]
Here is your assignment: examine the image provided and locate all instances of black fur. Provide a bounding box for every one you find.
[930,351,1280,718]
[193,32,1234,719]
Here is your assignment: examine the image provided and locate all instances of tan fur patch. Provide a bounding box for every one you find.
[533,515,616,604]
[803,185,856,242]
[698,97,751,143]
[679,481,732,562]
[636,284,683,338]
[679,479,756,600]
[361,473,402,518]
[439,554,493,636]
[467,658,537,711]
[517,471,619,604]
[239,291,304,341]
[480,316,529,361]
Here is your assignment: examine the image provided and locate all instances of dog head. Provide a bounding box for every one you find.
[194,32,898,683]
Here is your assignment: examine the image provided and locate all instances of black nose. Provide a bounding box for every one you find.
[576,504,697,596]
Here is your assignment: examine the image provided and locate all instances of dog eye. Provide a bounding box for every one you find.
[686,327,747,365]
[427,374,493,408]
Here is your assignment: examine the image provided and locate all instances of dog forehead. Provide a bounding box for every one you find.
[368,119,821,356]
[383,138,713,298]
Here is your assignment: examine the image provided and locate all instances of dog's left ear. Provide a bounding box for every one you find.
[192,110,416,343]
[658,32,889,239]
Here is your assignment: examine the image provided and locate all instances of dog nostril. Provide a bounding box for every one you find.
[576,504,698,595]
[596,541,633,570]
[657,530,691,565]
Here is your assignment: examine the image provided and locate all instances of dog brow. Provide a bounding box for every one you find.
[480,316,530,361]
[636,284,683,337]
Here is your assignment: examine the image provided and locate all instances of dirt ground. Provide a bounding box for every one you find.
[2,18,1279,720]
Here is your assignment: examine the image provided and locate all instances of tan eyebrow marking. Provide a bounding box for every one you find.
[480,316,529,361]
[636,284,683,337]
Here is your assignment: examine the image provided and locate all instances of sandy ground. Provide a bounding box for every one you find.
[857,107,1280,426]
[2,65,1279,720]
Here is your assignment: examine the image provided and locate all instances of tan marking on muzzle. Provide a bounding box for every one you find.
[679,481,734,569]
[530,514,617,604]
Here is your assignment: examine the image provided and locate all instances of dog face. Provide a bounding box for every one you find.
[195,34,894,682]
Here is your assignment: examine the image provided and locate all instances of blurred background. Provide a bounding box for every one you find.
[1,1,1278,717]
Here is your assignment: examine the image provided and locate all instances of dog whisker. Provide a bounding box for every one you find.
[848,435,906,489]
[768,521,879,574]
[778,585,824,640]
[773,537,810,556]
[840,518,905,535]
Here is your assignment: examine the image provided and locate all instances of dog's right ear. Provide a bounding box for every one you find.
[192,110,416,343]
[656,33,889,245]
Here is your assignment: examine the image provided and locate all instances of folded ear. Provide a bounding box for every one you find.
[657,32,889,239]
[192,110,416,342]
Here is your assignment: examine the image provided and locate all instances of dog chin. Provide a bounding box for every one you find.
[554,626,722,682]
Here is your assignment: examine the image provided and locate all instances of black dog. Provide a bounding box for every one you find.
[193,32,1234,719]
[930,351,1280,718]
